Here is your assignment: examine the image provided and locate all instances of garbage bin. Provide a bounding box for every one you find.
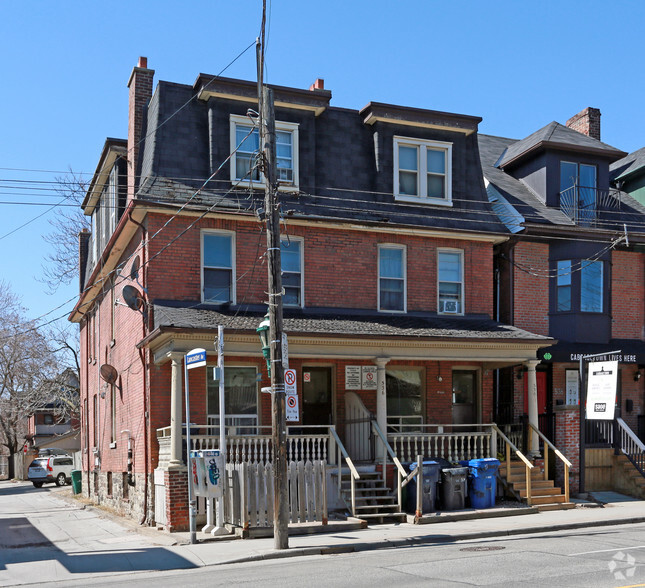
[440,467,468,510]
[467,458,499,509]
[71,470,82,495]
[406,461,440,514]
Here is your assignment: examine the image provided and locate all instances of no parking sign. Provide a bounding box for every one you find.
[286,394,299,421]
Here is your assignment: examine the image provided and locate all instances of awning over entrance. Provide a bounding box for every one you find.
[537,339,645,365]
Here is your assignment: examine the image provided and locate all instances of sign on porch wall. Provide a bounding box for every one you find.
[586,360,618,420]
[345,366,378,390]
[565,369,579,405]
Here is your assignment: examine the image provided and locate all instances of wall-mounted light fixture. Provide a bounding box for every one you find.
[634,370,642,382]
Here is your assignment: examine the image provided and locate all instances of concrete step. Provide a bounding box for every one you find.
[355,512,407,524]
[536,502,576,512]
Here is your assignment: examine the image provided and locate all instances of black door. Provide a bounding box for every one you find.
[302,367,333,427]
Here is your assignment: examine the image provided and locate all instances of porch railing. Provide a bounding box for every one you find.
[617,417,645,477]
[585,419,614,447]
[328,426,361,516]
[371,419,407,513]
[492,423,534,505]
[527,422,571,503]
[388,423,495,463]
[157,425,330,465]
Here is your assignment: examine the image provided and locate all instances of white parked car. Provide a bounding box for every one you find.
[28,455,74,487]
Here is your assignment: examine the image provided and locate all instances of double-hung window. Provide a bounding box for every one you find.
[394,136,452,205]
[207,366,258,434]
[230,114,299,188]
[280,237,303,307]
[438,250,463,314]
[554,259,603,313]
[378,245,406,312]
[202,231,235,304]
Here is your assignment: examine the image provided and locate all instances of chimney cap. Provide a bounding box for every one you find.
[138,56,148,69]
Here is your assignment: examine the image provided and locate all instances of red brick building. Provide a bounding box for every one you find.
[71,58,553,529]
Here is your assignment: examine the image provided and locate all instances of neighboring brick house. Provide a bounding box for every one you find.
[480,107,645,494]
[70,58,551,529]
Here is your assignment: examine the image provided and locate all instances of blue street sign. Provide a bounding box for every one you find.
[186,348,207,369]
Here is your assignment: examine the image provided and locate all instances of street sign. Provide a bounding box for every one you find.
[186,348,206,370]
[362,366,377,389]
[284,368,297,395]
[286,394,299,421]
[586,361,618,420]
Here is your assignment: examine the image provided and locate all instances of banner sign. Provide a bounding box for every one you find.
[586,361,618,420]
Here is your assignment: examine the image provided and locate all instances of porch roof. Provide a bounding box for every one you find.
[149,301,551,343]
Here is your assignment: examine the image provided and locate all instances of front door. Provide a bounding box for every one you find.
[523,371,548,415]
[452,370,477,425]
[302,366,333,427]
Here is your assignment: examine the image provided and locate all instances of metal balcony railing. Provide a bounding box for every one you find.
[559,185,622,227]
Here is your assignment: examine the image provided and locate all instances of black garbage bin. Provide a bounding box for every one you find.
[439,466,468,510]
[406,461,440,514]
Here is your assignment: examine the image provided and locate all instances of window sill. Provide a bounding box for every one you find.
[109,442,117,449]
[378,308,407,314]
[110,339,116,348]
[394,195,453,206]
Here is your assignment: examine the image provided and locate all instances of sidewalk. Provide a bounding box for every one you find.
[167,492,645,567]
[2,480,645,586]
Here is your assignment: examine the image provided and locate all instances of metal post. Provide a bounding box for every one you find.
[184,358,196,544]
[211,326,228,536]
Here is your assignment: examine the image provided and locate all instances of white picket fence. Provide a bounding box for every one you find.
[224,459,327,528]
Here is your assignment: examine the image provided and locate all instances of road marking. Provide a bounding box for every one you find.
[569,545,645,556]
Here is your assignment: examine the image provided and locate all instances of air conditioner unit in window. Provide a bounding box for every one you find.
[440,299,459,314]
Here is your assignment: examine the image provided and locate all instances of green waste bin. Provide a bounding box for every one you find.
[71,470,82,495]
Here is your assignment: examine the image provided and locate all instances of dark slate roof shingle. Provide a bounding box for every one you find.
[151,302,552,342]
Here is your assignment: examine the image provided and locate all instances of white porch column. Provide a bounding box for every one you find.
[168,353,184,469]
[374,357,390,459]
[525,359,540,458]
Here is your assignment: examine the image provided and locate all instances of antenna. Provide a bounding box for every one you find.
[100,364,118,385]
[122,285,144,311]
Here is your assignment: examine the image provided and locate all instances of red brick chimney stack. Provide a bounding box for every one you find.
[127,56,155,201]
[309,78,324,91]
[566,107,601,141]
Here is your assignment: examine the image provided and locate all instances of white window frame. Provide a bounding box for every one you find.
[437,248,464,315]
[207,364,259,434]
[201,229,236,304]
[230,114,299,191]
[280,236,304,308]
[378,244,407,313]
[394,136,452,205]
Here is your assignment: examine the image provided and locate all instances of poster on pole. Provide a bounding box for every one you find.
[586,361,618,420]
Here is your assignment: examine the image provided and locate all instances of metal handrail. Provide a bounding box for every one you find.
[371,419,408,512]
[527,422,571,503]
[492,423,534,505]
[328,425,360,516]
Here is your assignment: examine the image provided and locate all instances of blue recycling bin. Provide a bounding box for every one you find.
[467,458,499,509]
[406,461,441,514]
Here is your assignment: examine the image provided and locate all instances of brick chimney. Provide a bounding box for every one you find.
[309,78,324,91]
[566,107,601,141]
[127,57,155,201]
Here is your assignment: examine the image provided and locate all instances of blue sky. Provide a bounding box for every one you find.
[1,0,644,324]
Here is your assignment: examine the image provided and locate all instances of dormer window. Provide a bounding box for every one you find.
[394,136,452,205]
[560,161,597,225]
[230,115,299,189]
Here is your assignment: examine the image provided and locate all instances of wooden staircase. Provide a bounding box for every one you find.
[615,454,645,498]
[499,459,575,511]
[338,469,406,523]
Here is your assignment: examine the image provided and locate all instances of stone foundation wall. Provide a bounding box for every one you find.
[80,469,153,524]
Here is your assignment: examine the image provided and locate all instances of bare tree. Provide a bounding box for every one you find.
[40,169,90,294]
[0,282,58,478]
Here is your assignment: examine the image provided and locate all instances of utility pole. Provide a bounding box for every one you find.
[260,85,289,550]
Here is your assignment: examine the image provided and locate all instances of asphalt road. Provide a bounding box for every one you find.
[46,524,645,588]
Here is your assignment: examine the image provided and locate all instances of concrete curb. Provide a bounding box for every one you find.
[205,515,645,567]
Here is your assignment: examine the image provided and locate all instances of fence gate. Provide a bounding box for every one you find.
[225,459,327,529]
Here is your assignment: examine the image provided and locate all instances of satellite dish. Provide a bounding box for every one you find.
[100,364,118,385]
[130,256,140,281]
[122,285,144,311]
